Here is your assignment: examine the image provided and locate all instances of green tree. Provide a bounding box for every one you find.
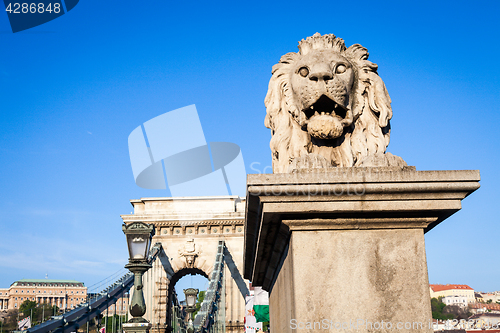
[103,314,127,333]
[19,300,37,318]
[34,302,60,323]
[431,297,454,320]
[193,291,205,317]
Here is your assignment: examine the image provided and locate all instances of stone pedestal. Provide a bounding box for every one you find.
[243,167,479,333]
[123,322,153,333]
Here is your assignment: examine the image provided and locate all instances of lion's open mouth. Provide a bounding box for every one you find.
[304,95,347,120]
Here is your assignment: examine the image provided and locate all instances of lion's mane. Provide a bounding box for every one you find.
[264,33,400,173]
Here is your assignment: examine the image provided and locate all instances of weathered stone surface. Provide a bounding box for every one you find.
[243,167,479,332]
[271,229,433,333]
[264,33,406,173]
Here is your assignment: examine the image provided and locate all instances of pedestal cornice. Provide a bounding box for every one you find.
[243,167,480,290]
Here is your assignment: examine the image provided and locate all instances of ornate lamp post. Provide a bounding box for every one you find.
[183,288,199,333]
[122,222,155,333]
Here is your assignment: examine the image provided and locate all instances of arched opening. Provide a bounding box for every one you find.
[174,274,209,304]
[166,268,209,332]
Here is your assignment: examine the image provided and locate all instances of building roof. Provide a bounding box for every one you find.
[430,284,473,292]
[469,312,500,318]
[11,279,85,286]
[470,303,500,310]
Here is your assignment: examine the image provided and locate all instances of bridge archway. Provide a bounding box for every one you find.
[166,268,208,330]
[169,268,209,294]
[122,196,247,333]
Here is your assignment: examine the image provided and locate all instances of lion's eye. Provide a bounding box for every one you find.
[298,67,309,77]
[336,64,347,74]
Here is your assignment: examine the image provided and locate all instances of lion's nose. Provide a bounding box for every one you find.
[309,71,333,82]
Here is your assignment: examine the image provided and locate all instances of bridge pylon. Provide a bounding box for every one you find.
[121,196,248,333]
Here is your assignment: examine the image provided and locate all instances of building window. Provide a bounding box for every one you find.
[15,303,17,307]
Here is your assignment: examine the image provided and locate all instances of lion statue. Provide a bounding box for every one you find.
[264,33,406,173]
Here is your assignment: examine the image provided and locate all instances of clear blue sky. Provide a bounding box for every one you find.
[1,0,499,296]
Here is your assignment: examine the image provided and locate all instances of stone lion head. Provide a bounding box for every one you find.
[264,33,405,173]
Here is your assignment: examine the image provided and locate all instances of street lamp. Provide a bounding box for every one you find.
[122,222,155,333]
[183,288,199,333]
[123,222,154,263]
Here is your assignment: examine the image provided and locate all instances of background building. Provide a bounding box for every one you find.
[468,313,500,326]
[479,291,500,303]
[0,288,9,310]
[88,292,129,316]
[109,294,129,316]
[470,303,500,314]
[0,279,87,312]
[441,295,468,308]
[429,284,475,304]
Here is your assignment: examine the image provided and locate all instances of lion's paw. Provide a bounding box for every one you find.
[288,154,332,172]
[357,152,407,167]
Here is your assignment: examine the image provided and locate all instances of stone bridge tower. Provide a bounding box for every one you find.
[121,196,247,333]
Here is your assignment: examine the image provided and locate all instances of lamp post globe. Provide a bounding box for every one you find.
[123,222,154,261]
[183,288,199,333]
[183,288,199,309]
[122,222,155,324]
